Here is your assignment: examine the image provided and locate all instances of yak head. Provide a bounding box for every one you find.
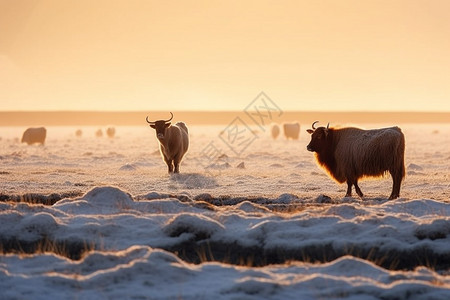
[146,112,173,141]
[306,121,330,152]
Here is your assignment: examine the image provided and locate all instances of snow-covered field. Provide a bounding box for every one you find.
[1,123,449,299]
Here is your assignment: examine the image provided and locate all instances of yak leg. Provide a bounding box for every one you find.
[166,161,174,174]
[163,155,174,173]
[345,181,352,197]
[173,155,182,173]
[173,161,180,173]
[346,180,363,198]
[354,180,364,198]
[389,171,402,200]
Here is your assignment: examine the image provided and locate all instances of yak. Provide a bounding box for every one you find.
[95,129,103,137]
[106,127,116,138]
[283,122,300,140]
[21,127,47,145]
[306,121,405,200]
[75,129,83,137]
[146,112,189,174]
[271,124,280,139]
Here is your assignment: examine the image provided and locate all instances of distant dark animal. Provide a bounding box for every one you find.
[146,112,189,173]
[271,124,280,139]
[75,129,83,137]
[21,127,46,145]
[306,121,405,200]
[106,127,116,138]
[283,122,300,140]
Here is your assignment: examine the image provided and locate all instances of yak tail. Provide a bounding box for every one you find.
[394,128,406,179]
[176,122,188,134]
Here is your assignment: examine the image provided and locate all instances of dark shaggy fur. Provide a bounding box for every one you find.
[307,125,405,200]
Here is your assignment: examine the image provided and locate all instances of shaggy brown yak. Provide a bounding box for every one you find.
[146,112,189,174]
[306,121,405,200]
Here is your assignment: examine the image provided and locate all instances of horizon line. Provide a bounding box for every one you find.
[1,109,449,113]
[0,110,448,126]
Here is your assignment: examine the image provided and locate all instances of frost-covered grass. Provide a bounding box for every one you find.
[1,124,449,201]
[0,124,449,299]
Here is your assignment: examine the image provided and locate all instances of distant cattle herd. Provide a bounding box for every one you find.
[270,122,301,140]
[19,126,117,144]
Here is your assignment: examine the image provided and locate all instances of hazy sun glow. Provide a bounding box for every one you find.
[1,0,449,112]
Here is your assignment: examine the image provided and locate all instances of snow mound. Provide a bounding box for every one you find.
[1,182,450,299]
[381,199,450,217]
[235,201,271,213]
[119,163,138,171]
[20,212,59,235]
[53,186,134,214]
[415,219,450,240]
[326,204,369,219]
[270,163,284,168]
[136,198,198,214]
[82,186,133,206]
[2,246,449,300]
[408,163,424,171]
[276,193,299,204]
[163,214,225,242]
[315,194,333,203]
[236,162,245,169]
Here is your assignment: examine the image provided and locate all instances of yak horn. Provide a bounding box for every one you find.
[147,112,173,124]
[311,121,319,130]
[326,123,329,129]
[164,112,174,123]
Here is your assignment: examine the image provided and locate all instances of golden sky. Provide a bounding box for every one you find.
[1,0,449,112]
